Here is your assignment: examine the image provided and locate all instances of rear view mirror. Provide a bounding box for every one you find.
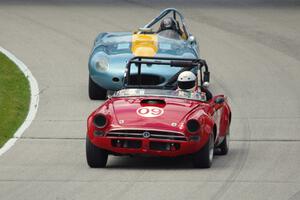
[215,97,225,104]
[188,35,196,44]
[203,81,209,88]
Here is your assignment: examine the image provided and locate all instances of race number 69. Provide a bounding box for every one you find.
[136,106,164,118]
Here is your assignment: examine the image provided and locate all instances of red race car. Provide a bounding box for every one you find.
[86,57,231,168]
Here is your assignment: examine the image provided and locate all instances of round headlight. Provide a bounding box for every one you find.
[186,119,200,133]
[93,114,107,128]
[95,58,109,72]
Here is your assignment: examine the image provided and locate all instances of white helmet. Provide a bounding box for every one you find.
[177,71,196,91]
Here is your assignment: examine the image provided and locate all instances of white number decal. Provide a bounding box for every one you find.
[136,106,164,118]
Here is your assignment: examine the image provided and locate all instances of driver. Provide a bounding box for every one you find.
[177,71,197,92]
[159,17,177,31]
[177,71,212,101]
[157,17,181,39]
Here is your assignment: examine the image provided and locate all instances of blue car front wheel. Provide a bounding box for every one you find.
[89,76,107,100]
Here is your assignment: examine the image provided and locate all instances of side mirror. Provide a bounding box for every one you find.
[214,97,225,104]
[188,35,196,44]
[202,71,210,88]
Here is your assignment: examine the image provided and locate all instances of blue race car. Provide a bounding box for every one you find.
[88,8,200,100]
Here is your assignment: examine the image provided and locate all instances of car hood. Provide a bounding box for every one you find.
[110,97,202,130]
[92,32,198,58]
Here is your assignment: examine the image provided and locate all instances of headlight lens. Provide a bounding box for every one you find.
[95,58,109,72]
[186,119,200,133]
[93,114,107,128]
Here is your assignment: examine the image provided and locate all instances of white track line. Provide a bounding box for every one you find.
[0,47,39,156]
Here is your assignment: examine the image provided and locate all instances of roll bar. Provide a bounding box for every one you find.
[143,8,189,39]
[123,56,210,89]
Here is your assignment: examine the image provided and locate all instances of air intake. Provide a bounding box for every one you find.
[141,99,166,105]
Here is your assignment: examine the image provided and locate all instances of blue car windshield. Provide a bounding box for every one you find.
[112,88,206,102]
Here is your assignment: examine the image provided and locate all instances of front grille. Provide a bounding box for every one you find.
[107,129,187,141]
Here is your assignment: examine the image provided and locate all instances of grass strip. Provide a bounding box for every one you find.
[0,52,30,147]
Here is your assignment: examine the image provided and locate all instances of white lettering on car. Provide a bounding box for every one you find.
[136,106,164,118]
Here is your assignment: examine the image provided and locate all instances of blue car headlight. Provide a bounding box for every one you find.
[95,57,109,72]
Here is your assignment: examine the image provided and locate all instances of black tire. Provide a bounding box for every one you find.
[86,136,108,168]
[218,131,229,155]
[89,76,107,100]
[192,133,214,168]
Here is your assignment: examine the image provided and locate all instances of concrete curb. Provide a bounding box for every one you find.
[0,47,39,156]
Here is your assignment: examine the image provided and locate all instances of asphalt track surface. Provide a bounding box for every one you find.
[0,1,300,199]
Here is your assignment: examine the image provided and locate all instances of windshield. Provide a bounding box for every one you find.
[112,88,206,101]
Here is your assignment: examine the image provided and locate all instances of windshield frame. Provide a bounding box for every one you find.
[112,88,206,102]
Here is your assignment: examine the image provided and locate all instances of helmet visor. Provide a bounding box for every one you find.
[178,80,195,90]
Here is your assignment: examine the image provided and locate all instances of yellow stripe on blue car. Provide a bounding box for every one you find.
[131,34,158,57]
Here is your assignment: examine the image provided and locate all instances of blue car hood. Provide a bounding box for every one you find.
[91,32,198,60]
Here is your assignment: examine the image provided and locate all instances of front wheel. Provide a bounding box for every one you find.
[88,76,107,100]
[192,133,214,168]
[86,136,108,168]
[218,131,229,155]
